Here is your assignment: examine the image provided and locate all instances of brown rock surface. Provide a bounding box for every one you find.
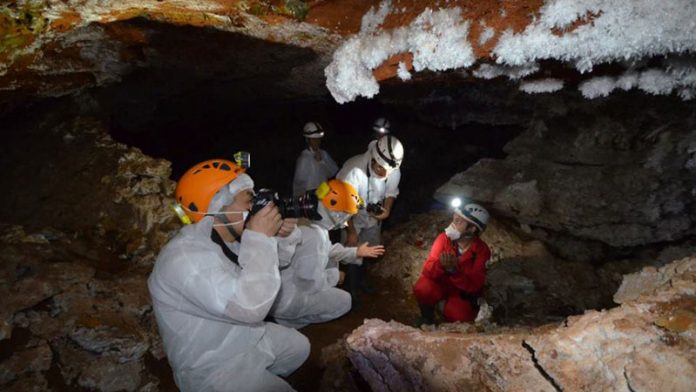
[0,105,175,390]
[346,254,696,391]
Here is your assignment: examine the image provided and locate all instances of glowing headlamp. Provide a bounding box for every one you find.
[234,151,251,169]
[171,203,192,225]
[451,197,462,208]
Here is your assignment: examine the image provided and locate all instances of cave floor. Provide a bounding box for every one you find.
[147,271,417,392]
[287,275,417,391]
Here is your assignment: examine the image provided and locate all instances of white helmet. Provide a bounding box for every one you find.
[454,203,489,232]
[303,122,324,138]
[372,117,391,135]
[371,135,404,172]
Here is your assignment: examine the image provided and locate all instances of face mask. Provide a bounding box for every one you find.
[444,223,461,241]
[211,210,248,227]
[318,208,350,231]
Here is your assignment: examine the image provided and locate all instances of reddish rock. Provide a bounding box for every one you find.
[347,255,696,391]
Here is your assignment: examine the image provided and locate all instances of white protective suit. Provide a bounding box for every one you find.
[148,217,309,392]
[336,148,400,256]
[271,222,358,328]
[292,148,339,196]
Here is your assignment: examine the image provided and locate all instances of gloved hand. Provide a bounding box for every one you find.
[439,252,458,274]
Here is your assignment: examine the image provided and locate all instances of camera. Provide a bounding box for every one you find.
[250,189,321,220]
[366,202,384,215]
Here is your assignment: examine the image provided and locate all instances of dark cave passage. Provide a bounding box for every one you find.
[101,74,524,227]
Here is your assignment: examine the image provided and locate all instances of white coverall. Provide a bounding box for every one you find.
[292,148,339,196]
[148,217,309,392]
[271,223,358,328]
[336,149,400,258]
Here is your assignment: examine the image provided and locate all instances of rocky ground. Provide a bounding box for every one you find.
[344,254,696,391]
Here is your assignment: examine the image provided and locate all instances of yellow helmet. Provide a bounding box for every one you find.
[315,179,363,214]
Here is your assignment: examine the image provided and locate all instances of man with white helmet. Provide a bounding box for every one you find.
[292,121,339,196]
[413,200,491,325]
[270,179,385,328]
[368,118,400,210]
[148,158,309,392]
[337,134,404,308]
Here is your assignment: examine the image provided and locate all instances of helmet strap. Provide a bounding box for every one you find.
[376,137,397,168]
[215,212,242,242]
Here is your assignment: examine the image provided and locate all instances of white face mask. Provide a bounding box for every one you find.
[317,205,351,231]
[444,223,461,240]
[211,210,249,227]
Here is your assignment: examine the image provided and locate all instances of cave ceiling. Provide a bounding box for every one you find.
[1,0,695,116]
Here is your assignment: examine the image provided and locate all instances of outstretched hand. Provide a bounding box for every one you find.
[357,242,385,258]
[246,203,282,237]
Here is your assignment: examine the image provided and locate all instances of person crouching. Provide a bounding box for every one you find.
[413,202,491,325]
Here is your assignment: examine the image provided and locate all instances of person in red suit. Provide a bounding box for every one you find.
[413,201,491,325]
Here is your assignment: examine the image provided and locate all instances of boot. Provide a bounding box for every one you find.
[415,303,435,327]
[358,264,377,294]
[346,264,361,310]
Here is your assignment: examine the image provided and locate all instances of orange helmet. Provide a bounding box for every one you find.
[315,179,364,214]
[175,159,245,223]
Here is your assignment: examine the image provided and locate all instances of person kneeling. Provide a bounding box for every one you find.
[271,179,384,328]
[148,159,309,392]
[413,201,491,325]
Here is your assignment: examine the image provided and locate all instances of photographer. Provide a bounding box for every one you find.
[148,159,309,392]
[270,179,385,328]
[337,135,404,308]
[413,201,491,326]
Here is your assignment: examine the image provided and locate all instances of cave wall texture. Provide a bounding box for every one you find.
[1,0,696,391]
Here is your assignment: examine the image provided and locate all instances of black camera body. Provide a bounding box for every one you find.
[366,202,384,215]
[250,189,321,220]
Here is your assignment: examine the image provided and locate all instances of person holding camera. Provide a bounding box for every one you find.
[337,134,405,308]
[148,159,309,392]
[413,201,491,326]
[292,122,339,196]
[270,179,385,328]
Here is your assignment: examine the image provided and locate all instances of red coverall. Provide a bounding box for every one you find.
[413,233,490,322]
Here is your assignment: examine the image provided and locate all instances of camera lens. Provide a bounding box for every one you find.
[251,190,321,220]
[279,193,321,220]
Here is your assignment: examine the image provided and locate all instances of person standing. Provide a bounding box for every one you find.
[337,135,404,308]
[292,122,339,196]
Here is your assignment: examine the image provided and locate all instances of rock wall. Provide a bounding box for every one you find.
[373,210,689,326]
[436,92,696,257]
[0,98,177,390]
[346,254,696,392]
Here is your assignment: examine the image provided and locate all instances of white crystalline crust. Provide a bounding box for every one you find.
[325,4,475,103]
[519,78,564,94]
[493,0,696,73]
[325,0,696,103]
[579,59,696,100]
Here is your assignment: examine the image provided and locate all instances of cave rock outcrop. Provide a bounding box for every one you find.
[347,254,696,392]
